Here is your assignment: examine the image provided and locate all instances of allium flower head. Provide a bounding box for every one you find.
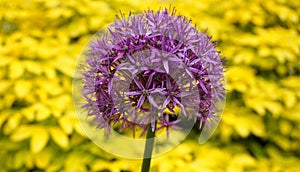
[74,8,225,158]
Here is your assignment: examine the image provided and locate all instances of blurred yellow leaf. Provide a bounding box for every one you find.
[227,153,257,172]
[33,103,51,121]
[68,18,88,38]
[73,120,88,138]
[41,80,63,96]
[225,66,255,92]
[2,93,15,110]
[264,101,283,117]
[51,109,63,118]
[0,111,9,128]
[284,103,300,122]
[13,149,31,169]
[34,87,49,103]
[36,39,65,59]
[46,8,74,19]
[282,90,297,108]
[279,120,292,136]
[64,152,87,172]
[91,160,111,172]
[47,94,71,111]
[3,112,22,135]
[272,135,291,151]
[0,56,12,67]
[244,97,266,116]
[249,115,266,137]
[273,48,296,64]
[42,64,57,79]
[258,46,272,57]
[70,133,86,146]
[24,152,34,169]
[234,118,250,138]
[30,126,49,153]
[9,61,24,79]
[58,116,73,135]
[233,49,254,64]
[54,56,76,77]
[21,106,35,121]
[280,76,300,89]
[49,127,69,149]
[14,79,32,98]
[89,16,104,31]
[10,125,33,141]
[33,148,53,169]
[0,80,11,94]
[24,60,43,75]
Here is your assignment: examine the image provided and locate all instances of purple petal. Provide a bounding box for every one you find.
[151,58,161,63]
[177,91,192,97]
[140,67,148,71]
[150,88,165,94]
[132,69,139,76]
[148,95,158,108]
[199,119,204,129]
[146,72,155,89]
[166,77,171,89]
[161,97,171,110]
[174,98,187,117]
[189,66,200,73]
[134,78,144,90]
[153,68,165,73]
[185,68,193,78]
[203,57,218,64]
[128,55,136,64]
[126,91,142,96]
[112,52,124,63]
[163,60,169,73]
[82,89,94,96]
[160,90,168,95]
[190,58,202,65]
[137,95,146,109]
[108,80,113,94]
[151,116,156,132]
[169,57,182,62]
[199,81,208,94]
[170,42,183,53]
[165,113,169,122]
[120,66,134,70]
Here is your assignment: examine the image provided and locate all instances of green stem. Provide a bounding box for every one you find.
[141,121,157,172]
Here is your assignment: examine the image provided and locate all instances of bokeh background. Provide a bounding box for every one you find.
[0,0,300,171]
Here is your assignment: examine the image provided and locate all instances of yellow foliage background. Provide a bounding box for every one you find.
[0,0,300,171]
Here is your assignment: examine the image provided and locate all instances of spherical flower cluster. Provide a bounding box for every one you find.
[81,8,225,137]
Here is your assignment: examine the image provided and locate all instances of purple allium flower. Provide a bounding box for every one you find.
[79,8,225,139]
